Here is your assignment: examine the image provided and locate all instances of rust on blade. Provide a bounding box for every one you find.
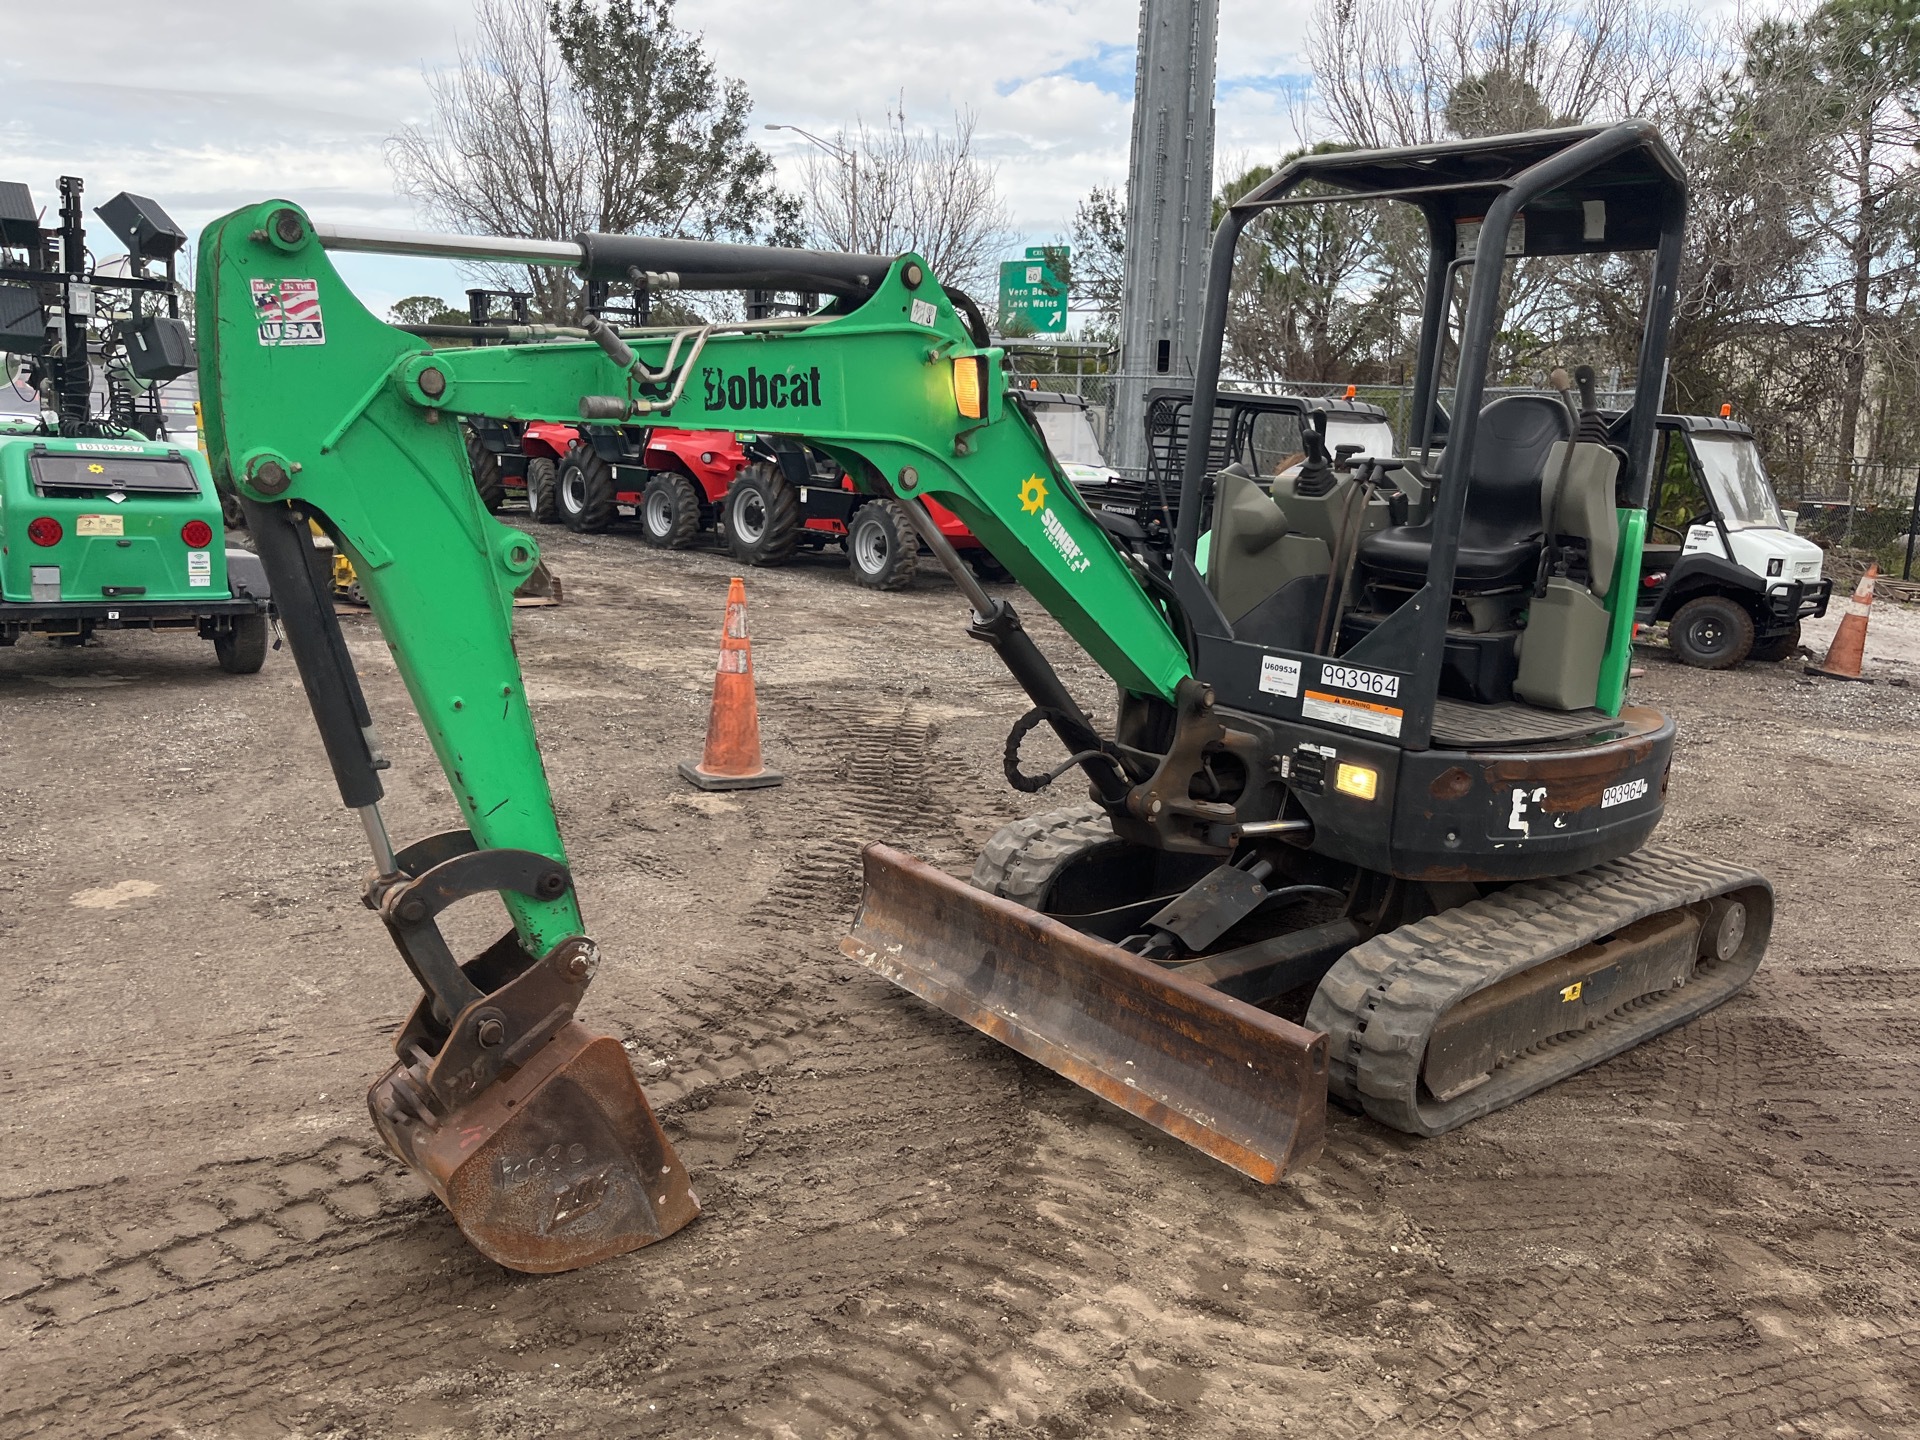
[370,1020,698,1273]
[841,844,1328,1184]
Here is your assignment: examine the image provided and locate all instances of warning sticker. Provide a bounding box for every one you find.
[253,277,326,346]
[1259,654,1302,698]
[909,298,938,327]
[1302,688,1403,739]
[76,513,124,537]
[188,550,212,587]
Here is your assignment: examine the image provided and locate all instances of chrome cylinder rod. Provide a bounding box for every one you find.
[313,223,584,269]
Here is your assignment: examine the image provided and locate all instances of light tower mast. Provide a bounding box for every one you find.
[1110,0,1219,475]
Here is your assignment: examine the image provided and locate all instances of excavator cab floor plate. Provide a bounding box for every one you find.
[842,844,1328,1183]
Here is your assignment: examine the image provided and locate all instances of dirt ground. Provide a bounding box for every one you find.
[3,521,1917,1440]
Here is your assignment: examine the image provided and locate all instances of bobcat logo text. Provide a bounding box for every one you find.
[701,365,822,412]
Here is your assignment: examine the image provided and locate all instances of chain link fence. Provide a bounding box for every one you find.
[1775,457,1920,577]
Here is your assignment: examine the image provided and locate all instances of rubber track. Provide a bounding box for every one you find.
[969,803,1112,907]
[1306,844,1773,1137]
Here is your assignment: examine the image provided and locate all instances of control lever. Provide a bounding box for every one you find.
[1549,366,1580,431]
[1294,415,1335,498]
[1572,364,1609,443]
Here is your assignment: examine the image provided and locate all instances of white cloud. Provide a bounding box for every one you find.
[1,0,1783,315]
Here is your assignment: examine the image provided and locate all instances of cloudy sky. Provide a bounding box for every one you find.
[0,0,1755,314]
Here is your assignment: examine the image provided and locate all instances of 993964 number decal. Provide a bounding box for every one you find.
[1601,777,1650,809]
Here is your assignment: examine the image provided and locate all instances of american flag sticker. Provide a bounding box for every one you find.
[253,277,326,346]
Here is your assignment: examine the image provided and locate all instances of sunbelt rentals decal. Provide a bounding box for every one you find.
[1019,475,1091,575]
[253,278,325,346]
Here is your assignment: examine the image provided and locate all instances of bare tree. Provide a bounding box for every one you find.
[388,0,795,321]
[1212,156,1408,385]
[1748,0,1920,481]
[795,104,1014,301]
[1310,0,1702,147]
[1066,185,1126,340]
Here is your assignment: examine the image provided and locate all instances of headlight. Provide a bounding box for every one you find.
[953,356,986,420]
[1335,763,1378,801]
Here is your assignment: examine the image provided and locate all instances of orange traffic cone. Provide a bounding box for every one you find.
[680,577,783,790]
[1808,564,1878,682]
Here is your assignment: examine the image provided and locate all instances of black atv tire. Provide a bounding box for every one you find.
[215,613,269,674]
[640,471,703,549]
[966,551,1013,584]
[466,429,506,514]
[847,499,920,591]
[558,443,618,533]
[525,457,560,524]
[722,462,801,565]
[1749,622,1802,664]
[1669,594,1756,669]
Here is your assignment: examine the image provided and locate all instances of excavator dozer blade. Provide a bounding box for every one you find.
[842,844,1329,1183]
[369,1020,699,1274]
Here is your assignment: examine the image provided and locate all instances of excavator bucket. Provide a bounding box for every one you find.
[842,845,1328,1183]
[369,1020,699,1273]
[512,559,563,607]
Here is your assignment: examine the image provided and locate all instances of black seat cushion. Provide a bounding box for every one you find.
[1358,394,1571,592]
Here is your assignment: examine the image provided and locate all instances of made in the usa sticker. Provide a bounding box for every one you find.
[254,278,326,346]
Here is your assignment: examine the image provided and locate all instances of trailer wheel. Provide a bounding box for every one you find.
[848,500,920,591]
[214,613,269,674]
[1669,595,1755,669]
[558,443,617,533]
[466,429,506,513]
[525,457,560,523]
[1749,622,1802,663]
[722,462,800,565]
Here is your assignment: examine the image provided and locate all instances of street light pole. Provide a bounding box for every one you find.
[765,123,860,253]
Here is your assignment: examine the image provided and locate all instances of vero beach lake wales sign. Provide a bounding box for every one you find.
[997,246,1068,335]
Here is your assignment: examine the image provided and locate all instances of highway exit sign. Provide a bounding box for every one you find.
[998,246,1068,334]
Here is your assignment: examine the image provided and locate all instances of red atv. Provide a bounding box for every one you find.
[717,437,1004,590]
[573,427,1004,590]
[464,418,594,522]
[472,418,1003,591]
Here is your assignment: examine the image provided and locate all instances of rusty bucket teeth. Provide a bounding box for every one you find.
[369,1020,698,1273]
[842,844,1329,1184]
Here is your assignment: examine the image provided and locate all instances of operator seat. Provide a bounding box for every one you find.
[1357,394,1571,591]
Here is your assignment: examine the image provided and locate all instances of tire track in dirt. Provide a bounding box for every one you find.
[1336,997,1920,1440]
[1,694,1068,1439]
[0,1137,439,1437]
[0,696,994,1438]
[617,698,1086,1434]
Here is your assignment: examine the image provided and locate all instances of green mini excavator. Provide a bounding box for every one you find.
[197,121,1769,1273]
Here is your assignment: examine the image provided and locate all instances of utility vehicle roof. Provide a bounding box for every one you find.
[1600,409,1756,442]
[1232,121,1687,257]
[1660,413,1755,439]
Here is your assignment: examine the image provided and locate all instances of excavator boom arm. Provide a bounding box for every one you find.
[195,202,1193,1272]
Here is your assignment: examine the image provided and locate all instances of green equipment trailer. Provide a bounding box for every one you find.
[0,176,269,667]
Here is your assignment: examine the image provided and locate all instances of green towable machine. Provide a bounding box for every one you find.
[197,122,1771,1273]
[0,176,269,664]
